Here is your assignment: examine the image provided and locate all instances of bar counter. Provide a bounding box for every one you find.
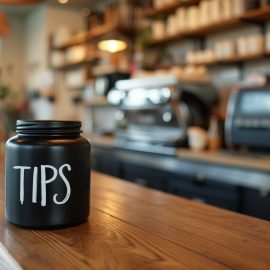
[90,135,270,172]
[1,171,270,269]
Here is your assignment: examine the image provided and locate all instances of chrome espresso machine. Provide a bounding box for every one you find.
[108,75,218,154]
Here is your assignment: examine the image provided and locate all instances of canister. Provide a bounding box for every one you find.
[5,120,91,229]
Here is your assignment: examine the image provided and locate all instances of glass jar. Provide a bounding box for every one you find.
[5,120,91,229]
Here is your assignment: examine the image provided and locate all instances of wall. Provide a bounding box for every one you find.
[24,5,47,91]
[23,5,84,120]
[0,14,26,99]
[46,6,84,120]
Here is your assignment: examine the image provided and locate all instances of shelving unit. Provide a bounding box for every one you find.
[144,0,200,17]
[218,52,269,64]
[53,57,99,71]
[147,17,245,47]
[145,52,270,70]
[145,4,270,47]
[242,6,270,21]
[49,1,270,84]
[187,52,270,66]
[143,1,270,80]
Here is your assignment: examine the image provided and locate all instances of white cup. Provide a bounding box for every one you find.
[187,127,208,151]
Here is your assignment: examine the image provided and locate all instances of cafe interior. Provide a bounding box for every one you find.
[1,1,270,268]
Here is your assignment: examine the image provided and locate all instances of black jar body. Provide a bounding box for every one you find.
[5,120,91,229]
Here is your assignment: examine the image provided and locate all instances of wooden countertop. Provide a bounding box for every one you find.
[1,171,270,269]
[89,135,270,172]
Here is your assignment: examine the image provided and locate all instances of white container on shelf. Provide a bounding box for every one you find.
[214,40,235,60]
[196,51,205,64]
[247,34,264,55]
[187,6,199,29]
[154,0,164,8]
[236,36,248,56]
[176,8,187,32]
[167,14,178,36]
[204,49,216,63]
[222,0,233,20]
[214,41,223,60]
[233,0,245,17]
[66,45,87,63]
[50,51,66,68]
[210,0,222,23]
[265,32,270,52]
[152,20,166,39]
[186,51,197,64]
[223,40,236,59]
[199,0,211,26]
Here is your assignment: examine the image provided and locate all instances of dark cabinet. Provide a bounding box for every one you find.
[168,175,240,211]
[122,163,167,191]
[91,145,270,220]
[241,188,270,220]
[91,150,119,177]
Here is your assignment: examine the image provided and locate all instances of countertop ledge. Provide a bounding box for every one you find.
[1,171,270,270]
[89,135,270,173]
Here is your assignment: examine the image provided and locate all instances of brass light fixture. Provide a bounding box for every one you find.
[58,0,69,4]
[98,39,127,53]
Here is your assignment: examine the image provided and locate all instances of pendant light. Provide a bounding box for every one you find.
[98,39,127,53]
[97,29,128,53]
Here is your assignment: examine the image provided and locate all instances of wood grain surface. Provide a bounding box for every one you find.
[1,170,270,269]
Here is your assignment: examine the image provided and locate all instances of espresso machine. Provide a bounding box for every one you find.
[108,75,218,154]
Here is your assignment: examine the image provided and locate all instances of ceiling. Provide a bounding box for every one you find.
[0,4,38,15]
[0,0,108,16]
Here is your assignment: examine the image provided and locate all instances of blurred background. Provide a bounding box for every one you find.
[1,0,270,135]
[1,0,270,220]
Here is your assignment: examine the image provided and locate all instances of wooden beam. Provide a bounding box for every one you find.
[0,12,10,37]
[0,0,44,4]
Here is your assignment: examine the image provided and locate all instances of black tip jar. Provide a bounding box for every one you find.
[5,120,91,229]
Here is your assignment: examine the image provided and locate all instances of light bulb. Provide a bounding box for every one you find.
[98,39,127,53]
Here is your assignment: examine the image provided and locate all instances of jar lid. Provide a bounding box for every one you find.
[16,120,82,136]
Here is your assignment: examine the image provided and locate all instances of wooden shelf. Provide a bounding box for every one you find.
[243,6,270,21]
[83,97,113,107]
[143,62,186,70]
[187,53,270,66]
[185,18,244,36]
[52,34,88,50]
[53,24,138,51]
[146,17,244,47]
[144,0,200,17]
[53,57,98,71]
[218,53,268,64]
[145,53,270,70]
[146,6,270,47]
